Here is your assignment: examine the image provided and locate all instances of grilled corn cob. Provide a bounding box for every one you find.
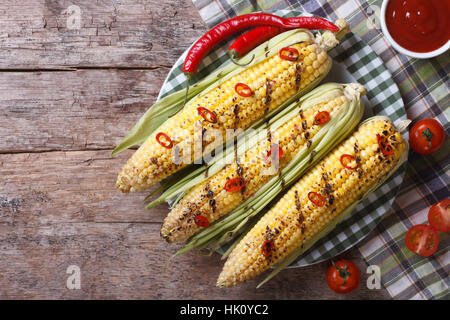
[217,117,408,287]
[116,21,348,193]
[161,83,366,243]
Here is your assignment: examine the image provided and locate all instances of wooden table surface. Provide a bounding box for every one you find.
[0,0,389,300]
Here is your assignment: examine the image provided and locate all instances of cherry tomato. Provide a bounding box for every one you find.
[405,224,439,257]
[409,119,445,155]
[326,260,360,294]
[428,199,450,232]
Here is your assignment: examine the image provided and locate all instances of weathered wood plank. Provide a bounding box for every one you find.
[0,0,208,153]
[0,69,168,152]
[0,150,166,224]
[0,222,388,299]
[0,0,207,69]
[0,0,389,300]
[0,150,389,299]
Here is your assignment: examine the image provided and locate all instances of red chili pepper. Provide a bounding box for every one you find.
[285,17,339,32]
[279,47,300,61]
[227,17,338,62]
[262,239,273,257]
[314,111,330,125]
[183,14,339,75]
[340,154,358,170]
[228,26,284,62]
[197,107,217,123]
[235,83,253,97]
[308,192,326,207]
[224,178,245,192]
[155,132,173,149]
[184,14,287,75]
[265,144,283,163]
[182,14,338,107]
[194,215,210,227]
[377,134,393,156]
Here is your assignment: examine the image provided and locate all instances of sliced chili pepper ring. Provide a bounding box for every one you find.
[377,134,393,156]
[262,239,273,257]
[155,132,173,149]
[308,191,326,207]
[340,154,358,170]
[314,111,330,125]
[197,107,217,123]
[194,215,210,227]
[224,178,245,192]
[235,83,253,97]
[279,47,300,61]
[265,144,283,163]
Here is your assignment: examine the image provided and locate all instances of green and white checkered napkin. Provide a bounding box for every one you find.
[189,0,449,300]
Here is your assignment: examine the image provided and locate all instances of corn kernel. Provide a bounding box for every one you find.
[217,118,407,287]
[117,42,332,194]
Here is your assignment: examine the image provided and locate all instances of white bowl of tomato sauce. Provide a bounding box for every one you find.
[380,0,450,59]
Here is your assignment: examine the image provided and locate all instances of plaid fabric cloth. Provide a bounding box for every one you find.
[191,0,449,300]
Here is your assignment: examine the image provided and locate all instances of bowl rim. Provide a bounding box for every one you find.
[380,0,450,59]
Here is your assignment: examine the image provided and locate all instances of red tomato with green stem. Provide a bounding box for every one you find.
[409,119,445,155]
[405,224,439,257]
[428,199,450,232]
[326,260,360,294]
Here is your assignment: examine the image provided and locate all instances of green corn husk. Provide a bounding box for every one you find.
[113,29,313,156]
[113,19,348,156]
[145,21,349,207]
[144,33,345,207]
[145,73,331,209]
[173,82,366,257]
[257,116,409,288]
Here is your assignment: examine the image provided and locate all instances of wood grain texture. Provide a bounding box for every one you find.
[0,207,385,300]
[0,221,381,300]
[0,0,207,69]
[0,149,389,299]
[0,69,168,152]
[0,150,166,225]
[0,0,389,299]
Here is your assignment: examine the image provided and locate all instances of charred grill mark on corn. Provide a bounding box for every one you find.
[217,119,407,287]
[116,42,332,193]
[160,95,349,243]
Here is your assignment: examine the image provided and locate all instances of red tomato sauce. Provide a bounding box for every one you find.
[385,0,450,53]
